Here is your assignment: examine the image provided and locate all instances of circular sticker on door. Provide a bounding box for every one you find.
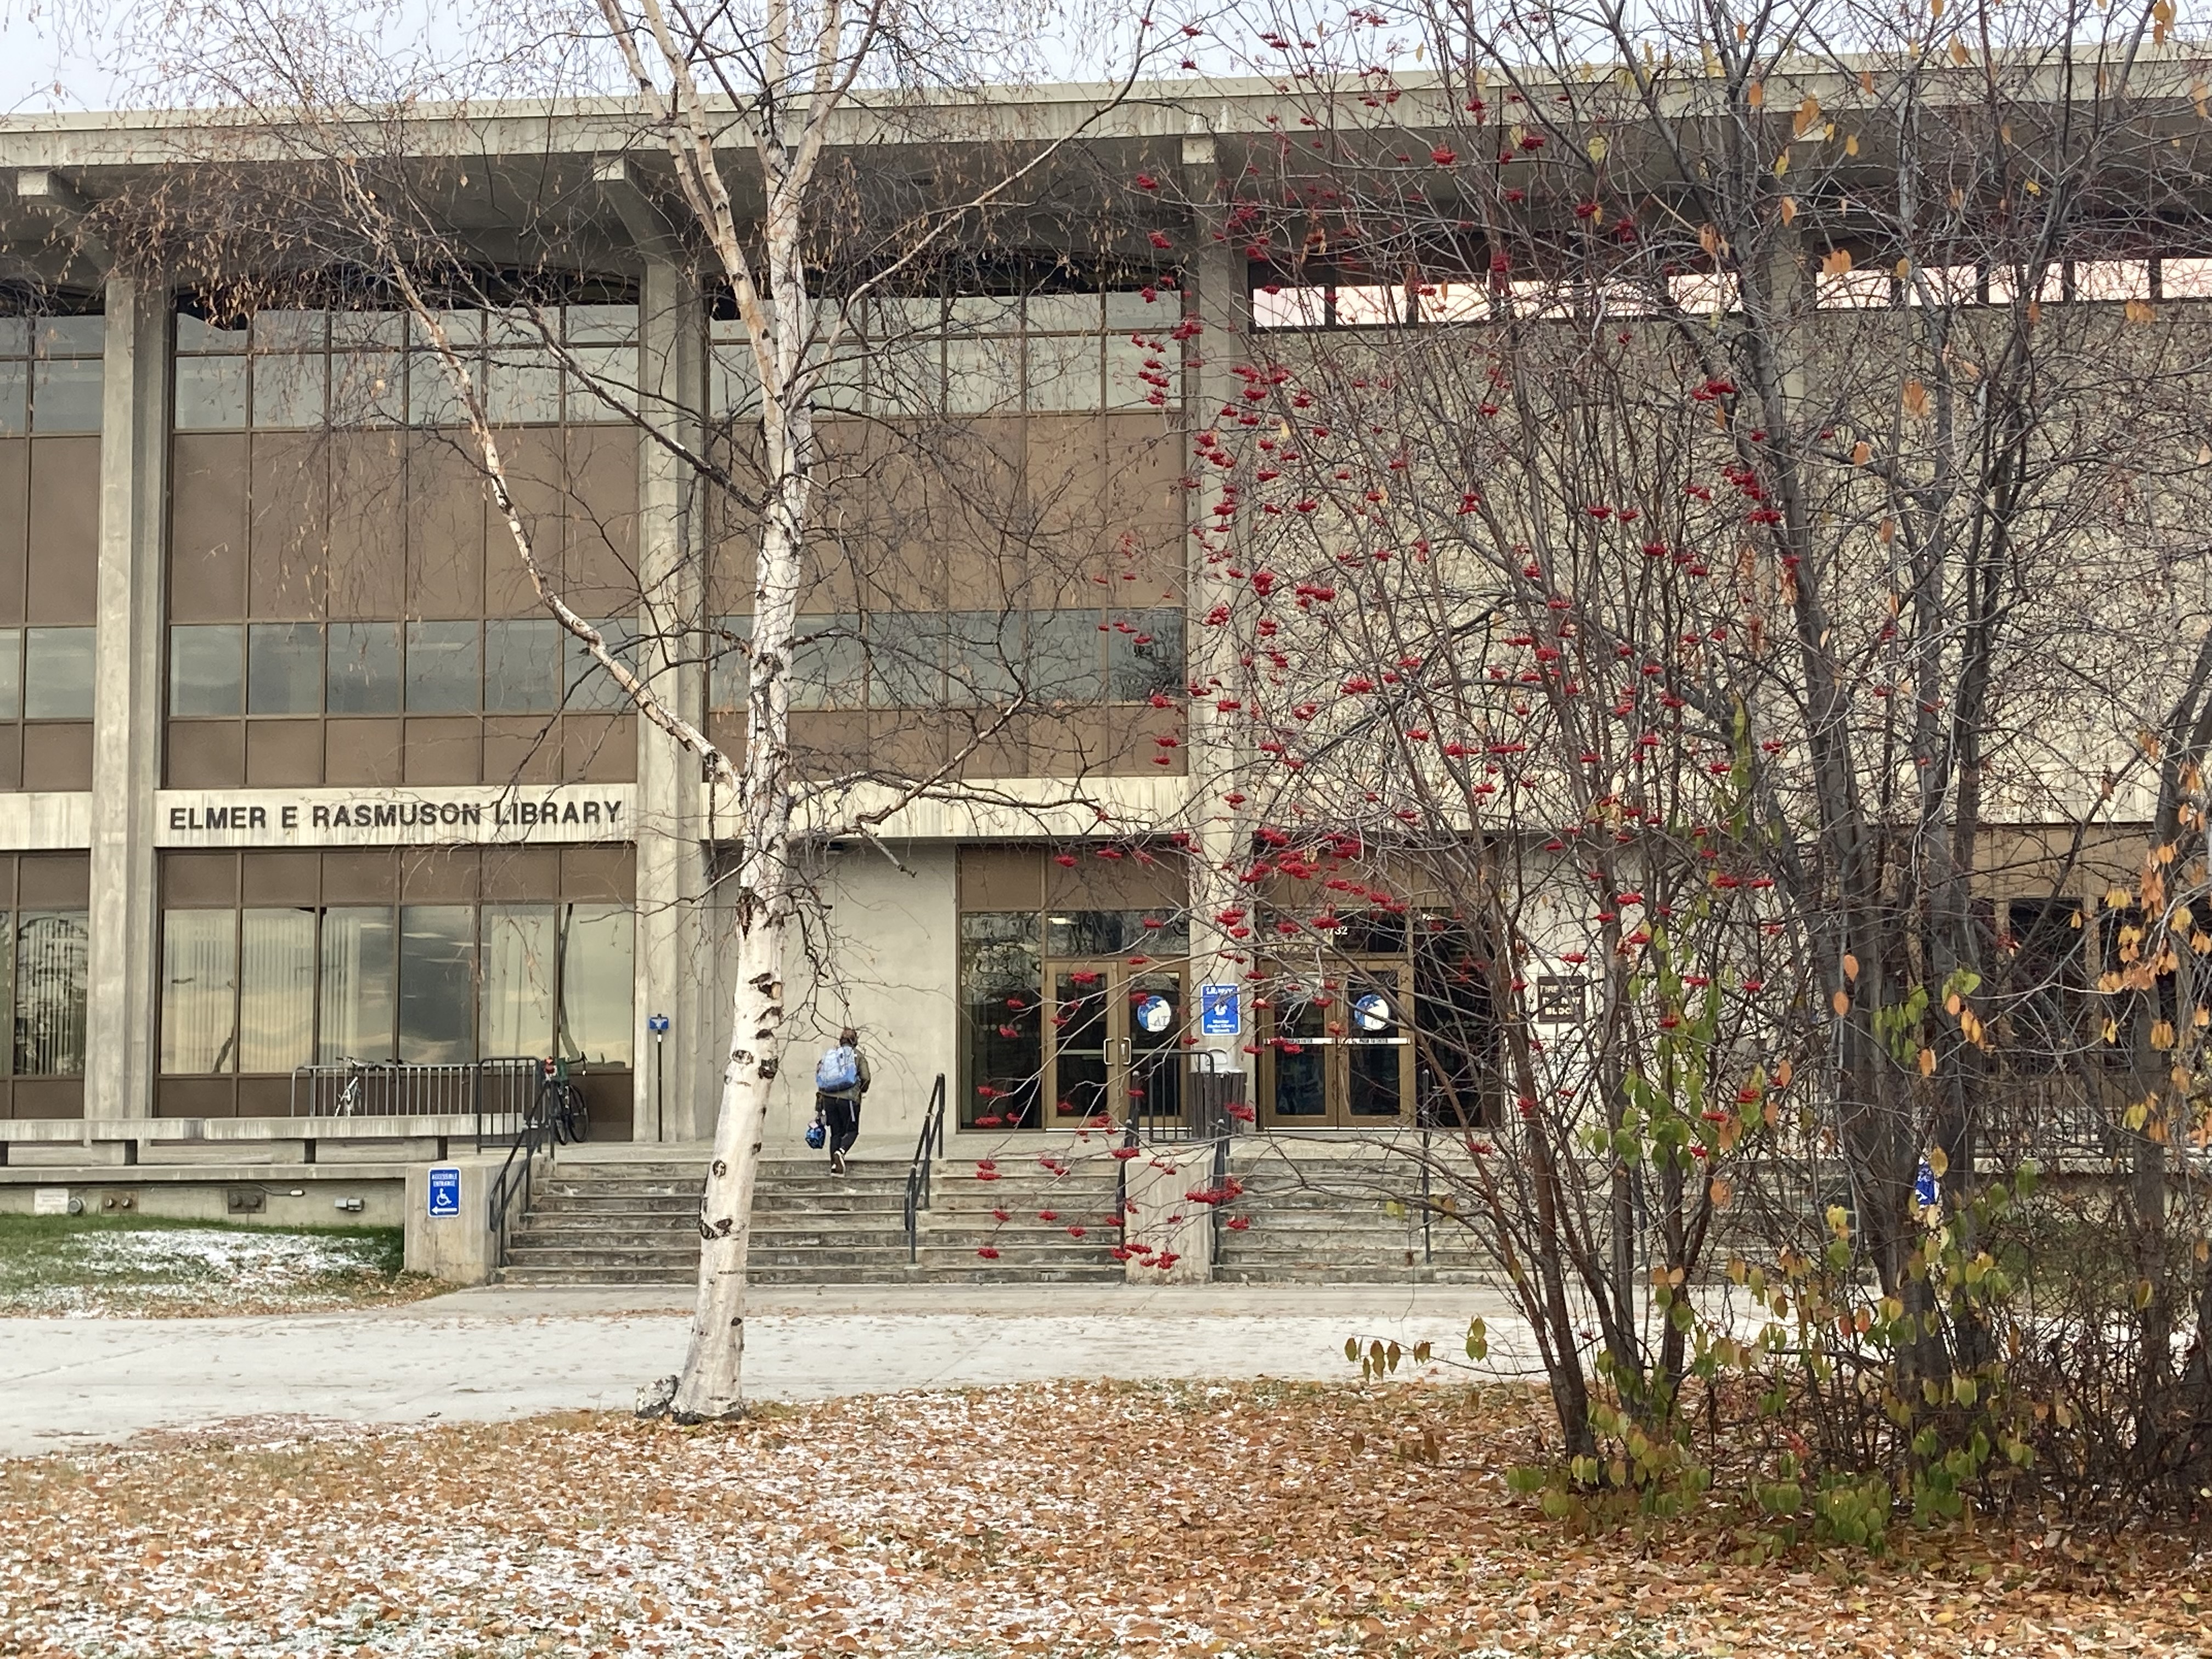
[1136,994,1175,1034]
[1353,993,1392,1033]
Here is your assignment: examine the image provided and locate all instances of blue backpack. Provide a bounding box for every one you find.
[815,1045,859,1092]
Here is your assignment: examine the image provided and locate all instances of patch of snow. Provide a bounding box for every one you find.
[64,1227,387,1283]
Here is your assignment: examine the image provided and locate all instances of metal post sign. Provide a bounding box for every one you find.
[1200,983,1242,1037]
[426,1165,461,1219]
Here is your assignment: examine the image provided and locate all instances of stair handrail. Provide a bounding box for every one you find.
[903,1073,947,1264]
[487,1058,590,1271]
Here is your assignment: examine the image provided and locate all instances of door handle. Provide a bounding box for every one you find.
[1119,1037,1131,1064]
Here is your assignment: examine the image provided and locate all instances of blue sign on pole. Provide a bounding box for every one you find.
[427,1164,461,1220]
[1915,1158,1939,1212]
[1200,983,1241,1037]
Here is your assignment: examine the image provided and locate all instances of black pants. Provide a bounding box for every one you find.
[819,1093,861,1159]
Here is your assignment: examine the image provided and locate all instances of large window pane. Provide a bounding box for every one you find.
[24,628,95,719]
[960,912,1041,1128]
[486,311,563,425]
[159,910,237,1075]
[247,622,323,714]
[175,356,249,430]
[1107,608,1186,702]
[238,907,315,1073]
[408,310,481,426]
[789,616,867,711]
[563,618,638,712]
[1025,610,1103,703]
[944,334,1020,415]
[0,629,21,719]
[565,344,638,421]
[485,618,560,712]
[405,621,480,713]
[1025,332,1101,412]
[865,611,944,708]
[170,625,242,716]
[30,359,103,432]
[251,353,326,428]
[481,904,556,1058]
[0,361,26,435]
[946,611,1021,706]
[326,621,402,714]
[16,910,88,1076]
[329,350,404,427]
[557,904,633,1065]
[317,906,394,1063]
[399,904,475,1064]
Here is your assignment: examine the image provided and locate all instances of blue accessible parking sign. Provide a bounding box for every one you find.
[427,1164,461,1219]
[1200,983,1241,1037]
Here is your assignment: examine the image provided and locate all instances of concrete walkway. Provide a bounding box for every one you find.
[0,1283,1534,1458]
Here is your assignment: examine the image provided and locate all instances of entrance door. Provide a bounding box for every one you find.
[1045,962,1186,1127]
[1259,962,1414,1128]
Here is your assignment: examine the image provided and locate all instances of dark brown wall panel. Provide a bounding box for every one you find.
[0,440,29,627]
[486,427,565,618]
[171,434,250,623]
[562,712,635,783]
[405,437,486,620]
[249,433,328,619]
[327,431,407,618]
[401,715,479,784]
[324,718,402,786]
[20,723,92,790]
[167,720,244,788]
[244,718,323,786]
[483,714,561,786]
[565,425,639,611]
[26,437,100,624]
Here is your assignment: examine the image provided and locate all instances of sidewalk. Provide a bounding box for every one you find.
[0,1283,1530,1458]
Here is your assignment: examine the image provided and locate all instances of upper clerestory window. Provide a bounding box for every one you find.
[0,312,105,436]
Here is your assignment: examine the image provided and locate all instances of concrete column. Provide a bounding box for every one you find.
[1180,129,1256,1106]
[83,277,168,1122]
[631,253,709,1141]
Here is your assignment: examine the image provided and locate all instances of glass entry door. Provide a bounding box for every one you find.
[1259,962,1414,1128]
[1046,962,1185,1128]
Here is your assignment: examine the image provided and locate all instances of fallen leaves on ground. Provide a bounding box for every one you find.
[2,1380,2205,1657]
[0,1220,444,1318]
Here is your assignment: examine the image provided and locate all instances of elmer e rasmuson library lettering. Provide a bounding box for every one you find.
[156,787,633,845]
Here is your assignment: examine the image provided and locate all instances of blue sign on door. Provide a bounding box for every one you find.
[427,1165,461,1219]
[1200,983,1241,1037]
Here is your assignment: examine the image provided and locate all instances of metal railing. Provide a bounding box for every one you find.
[488,1060,591,1271]
[289,1056,545,1143]
[903,1073,947,1263]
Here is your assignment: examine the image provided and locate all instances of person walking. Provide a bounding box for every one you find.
[813,1026,870,1176]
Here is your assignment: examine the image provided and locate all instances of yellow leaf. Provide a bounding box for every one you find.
[1927,1146,1949,1178]
[1878,518,1897,545]
[1852,440,1871,465]
[1708,1177,1734,1207]
[1950,37,1969,66]
[1832,989,1851,1017]
[1821,247,1855,276]
[1845,133,1860,157]
[1917,1047,1936,1077]
[1775,1058,1793,1088]
[1780,196,1797,224]
[2151,1019,2176,1051]
[1587,135,1607,162]
[1931,0,1945,15]
[1902,380,1929,418]
[1843,952,1860,982]
[1747,81,1763,109]
[1945,992,1962,1017]
[1861,69,1875,93]
[1793,95,1822,137]
[2126,298,2156,325]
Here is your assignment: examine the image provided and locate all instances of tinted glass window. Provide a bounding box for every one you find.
[326,622,402,714]
[405,622,480,713]
[247,623,323,714]
[485,618,560,712]
[170,626,242,716]
[25,628,95,719]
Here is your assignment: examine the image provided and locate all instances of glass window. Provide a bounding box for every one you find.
[708,615,753,712]
[36,316,104,357]
[1026,332,1101,412]
[0,361,26,435]
[408,311,480,426]
[563,618,638,712]
[944,335,1021,415]
[711,343,763,420]
[1105,334,1163,410]
[329,351,404,427]
[326,621,402,714]
[1025,610,1103,703]
[1102,292,1163,331]
[789,615,867,711]
[405,621,481,713]
[174,356,250,430]
[15,910,87,1076]
[557,904,633,1064]
[24,628,95,719]
[159,910,238,1074]
[960,911,1041,1128]
[565,344,637,421]
[317,906,394,1062]
[485,618,560,712]
[251,353,326,428]
[247,622,322,714]
[486,312,563,425]
[0,318,25,354]
[481,904,556,1058]
[946,611,1021,706]
[1026,294,1102,334]
[238,906,315,1073]
[177,314,249,353]
[398,904,475,1064]
[1108,608,1185,702]
[566,304,638,344]
[0,629,20,719]
[170,625,242,716]
[865,611,944,708]
[30,359,103,432]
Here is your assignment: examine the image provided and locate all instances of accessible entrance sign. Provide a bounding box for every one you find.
[426,1165,461,1219]
[1200,983,1242,1037]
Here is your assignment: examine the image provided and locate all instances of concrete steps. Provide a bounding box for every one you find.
[496,1153,1127,1285]
[1213,1156,1438,1285]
